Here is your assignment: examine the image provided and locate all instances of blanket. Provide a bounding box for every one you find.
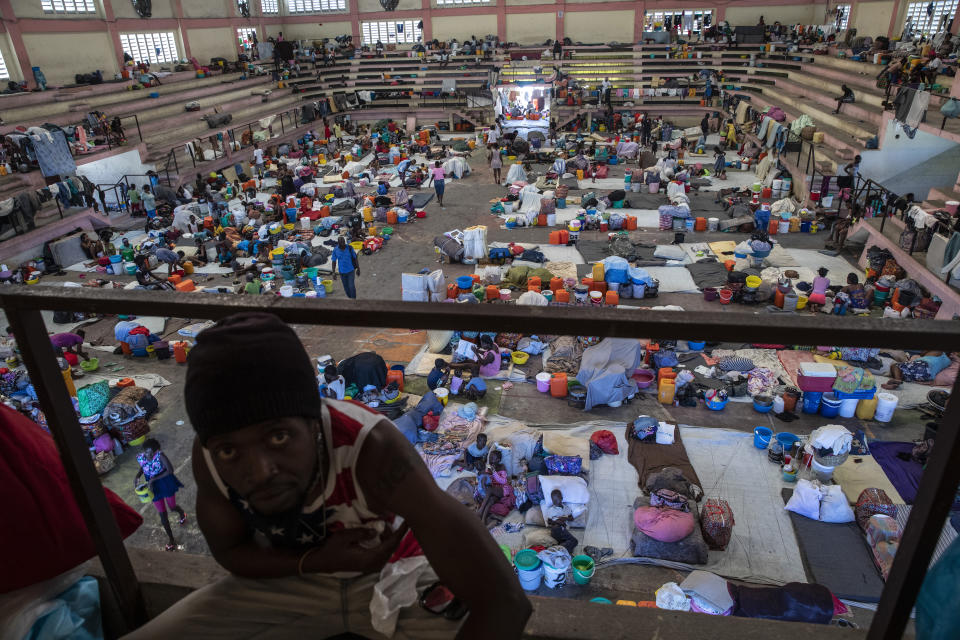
[870,441,960,510]
[626,428,702,490]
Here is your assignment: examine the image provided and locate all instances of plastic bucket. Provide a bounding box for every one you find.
[500,288,511,301]
[754,426,773,449]
[708,217,719,231]
[811,458,835,483]
[535,372,552,392]
[703,287,718,302]
[135,483,154,504]
[542,561,567,589]
[648,182,660,193]
[322,279,334,293]
[803,391,823,413]
[434,387,449,406]
[820,393,841,418]
[839,397,859,418]
[515,549,543,591]
[874,392,898,422]
[946,200,959,215]
[687,341,705,351]
[821,194,834,208]
[776,432,799,452]
[572,555,596,586]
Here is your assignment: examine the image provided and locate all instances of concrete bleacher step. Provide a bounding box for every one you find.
[784,70,885,109]
[749,83,876,141]
[771,77,886,128]
[812,55,954,92]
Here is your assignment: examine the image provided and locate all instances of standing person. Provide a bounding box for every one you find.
[331,236,359,299]
[141,185,157,219]
[396,156,412,187]
[712,145,727,180]
[253,143,265,177]
[154,247,185,276]
[640,115,652,146]
[552,39,562,60]
[601,77,612,107]
[134,438,187,552]
[428,160,447,208]
[833,84,855,114]
[127,184,141,216]
[838,154,861,191]
[126,313,530,637]
[700,113,711,136]
[488,146,502,184]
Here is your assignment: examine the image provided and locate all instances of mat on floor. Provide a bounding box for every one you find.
[578,178,629,190]
[683,427,807,585]
[410,192,435,208]
[615,208,662,229]
[833,455,905,505]
[781,488,885,602]
[868,441,960,509]
[79,372,171,396]
[708,240,738,257]
[786,249,860,283]
[686,260,730,289]
[644,266,699,293]
[777,349,816,387]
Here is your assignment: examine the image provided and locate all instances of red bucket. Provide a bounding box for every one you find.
[719,288,733,304]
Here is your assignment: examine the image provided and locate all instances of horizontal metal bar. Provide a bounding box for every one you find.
[1,287,958,350]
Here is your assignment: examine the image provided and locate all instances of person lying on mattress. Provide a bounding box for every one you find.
[476,449,515,526]
[885,351,953,388]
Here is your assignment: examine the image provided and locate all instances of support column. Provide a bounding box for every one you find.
[887,0,903,39]
[634,1,645,43]
[497,4,506,41]
[172,0,192,60]
[556,2,565,44]
[421,0,433,42]
[103,0,124,73]
[0,0,32,86]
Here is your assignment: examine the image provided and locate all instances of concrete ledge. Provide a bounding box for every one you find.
[88,549,869,640]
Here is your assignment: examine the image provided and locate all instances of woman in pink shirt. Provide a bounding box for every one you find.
[428,160,447,208]
[809,267,830,313]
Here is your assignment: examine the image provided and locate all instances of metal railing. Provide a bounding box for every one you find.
[1,287,959,639]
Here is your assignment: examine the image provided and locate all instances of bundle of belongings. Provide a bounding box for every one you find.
[854,488,900,580]
[100,386,159,445]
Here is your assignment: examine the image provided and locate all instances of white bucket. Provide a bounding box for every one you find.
[536,372,551,392]
[811,458,835,483]
[708,217,719,231]
[632,283,646,298]
[608,282,620,293]
[502,201,514,215]
[874,392,899,422]
[778,220,790,234]
[518,564,543,591]
[839,397,859,418]
[821,195,834,208]
[280,285,294,297]
[773,396,785,413]
[772,179,784,191]
[300,216,312,229]
[547,213,556,226]
[542,562,567,589]
[632,183,641,192]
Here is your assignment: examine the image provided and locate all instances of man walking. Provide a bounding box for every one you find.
[331,236,359,299]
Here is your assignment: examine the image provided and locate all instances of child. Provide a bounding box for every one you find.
[712,145,727,180]
[427,358,449,390]
[127,184,141,215]
[544,489,577,553]
[134,438,187,551]
[809,267,830,313]
[463,433,489,472]
[475,449,514,526]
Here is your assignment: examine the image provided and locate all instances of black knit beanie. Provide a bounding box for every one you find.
[184,312,323,445]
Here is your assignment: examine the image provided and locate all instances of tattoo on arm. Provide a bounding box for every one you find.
[374,450,416,497]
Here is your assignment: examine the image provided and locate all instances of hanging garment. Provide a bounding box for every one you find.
[30,130,76,177]
[757,116,772,140]
[905,90,930,129]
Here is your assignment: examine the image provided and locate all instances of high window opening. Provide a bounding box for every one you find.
[904,0,958,36]
[288,0,346,12]
[644,10,714,35]
[120,32,179,65]
[261,0,279,14]
[41,0,96,13]
[361,20,423,45]
[238,27,257,50]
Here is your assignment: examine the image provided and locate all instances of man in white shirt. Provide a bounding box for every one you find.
[543,489,577,553]
[924,56,943,84]
[252,143,265,177]
[486,125,499,148]
[319,364,346,400]
[601,78,612,107]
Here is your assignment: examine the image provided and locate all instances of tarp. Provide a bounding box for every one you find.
[575,338,644,411]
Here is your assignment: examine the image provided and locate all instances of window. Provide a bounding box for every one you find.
[644,10,713,35]
[237,27,257,49]
[361,20,423,45]
[41,0,96,13]
[287,0,346,12]
[261,0,279,13]
[904,0,959,37]
[834,4,851,31]
[0,49,9,80]
[120,32,179,65]
[436,0,490,4]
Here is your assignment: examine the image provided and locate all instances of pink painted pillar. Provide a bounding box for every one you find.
[102,0,124,74]
[556,7,564,43]
[0,0,32,87]
[350,1,361,42]
[497,4,506,41]
[421,0,433,41]
[634,1,646,43]
[172,0,192,59]
[887,0,902,39]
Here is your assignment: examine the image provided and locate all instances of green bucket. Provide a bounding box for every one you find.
[572,555,596,586]
[514,549,540,571]
[305,267,319,279]
[499,544,512,564]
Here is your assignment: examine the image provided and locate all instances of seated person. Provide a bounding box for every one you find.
[242,273,261,295]
[463,433,489,472]
[544,489,577,554]
[427,358,449,390]
[134,255,174,290]
[842,273,872,313]
[80,233,105,259]
[886,351,953,387]
[318,364,346,399]
[476,449,515,526]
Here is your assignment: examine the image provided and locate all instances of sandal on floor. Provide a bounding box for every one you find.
[165,543,178,552]
[882,380,902,390]
[179,513,187,526]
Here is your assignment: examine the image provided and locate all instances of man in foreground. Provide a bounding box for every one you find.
[127,313,529,638]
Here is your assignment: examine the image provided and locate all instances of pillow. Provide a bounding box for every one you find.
[633,506,695,542]
[539,475,590,505]
[0,405,142,593]
[785,479,821,521]
[653,245,686,262]
[718,356,755,372]
[819,485,855,523]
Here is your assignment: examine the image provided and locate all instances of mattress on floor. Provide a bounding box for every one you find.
[49,232,89,269]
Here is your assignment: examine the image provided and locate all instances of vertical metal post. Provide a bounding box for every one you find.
[868,371,960,639]
[5,307,146,632]
[134,115,143,143]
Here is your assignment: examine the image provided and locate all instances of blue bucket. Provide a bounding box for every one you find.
[800,221,811,232]
[754,399,774,413]
[820,392,842,418]
[802,391,823,414]
[776,432,799,452]
[285,207,298,222]
[398,211,409,223]
[687,341,705,351]
[754,426,773,449]
[557,198,566,209]
[456,276,474,290]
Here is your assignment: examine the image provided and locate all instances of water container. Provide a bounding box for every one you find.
[874,392,899,422]
[542,561,566,589]
[515,549,542,591]
[839,398,859,418]
[536,372,551,392]
[550,373,568,398]
[856,396,878,420]
[820,393,842,418]
[754,426,772,449]
[708,217,719,231]
[456,276,473,290]
[398,210,409,223]
[658,379,676,404]
[803,391,823,413]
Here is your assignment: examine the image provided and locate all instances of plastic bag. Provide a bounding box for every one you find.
[370,556,436,637]
[656,581,691,611]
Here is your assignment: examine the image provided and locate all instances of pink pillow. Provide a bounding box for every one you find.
[633,506,695,542]
[932,356,960,387]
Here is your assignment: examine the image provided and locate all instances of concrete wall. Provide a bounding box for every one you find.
[182,0,231,19]
[0,33,21,81]
[432,15,498,41]
[279,22,354,42]
[862,120,960,198]
[851,0,897,37]
[357,0,420,12]
[186,27,237,63]
[726,5,828,26]
[75,149,156,204]
[565,9,634,43]
[506,12,554,44]
[22,32,118,86]
[110,0,176,19]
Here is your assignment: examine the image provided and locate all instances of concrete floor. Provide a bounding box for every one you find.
[43,142,933,620]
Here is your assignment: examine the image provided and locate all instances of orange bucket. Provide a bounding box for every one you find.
[768,219,778,235]
[555,289,570,303]
[626,216,638,230]
[486,285,499,300]
[550,373,568,398]
[605,291,619,305]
